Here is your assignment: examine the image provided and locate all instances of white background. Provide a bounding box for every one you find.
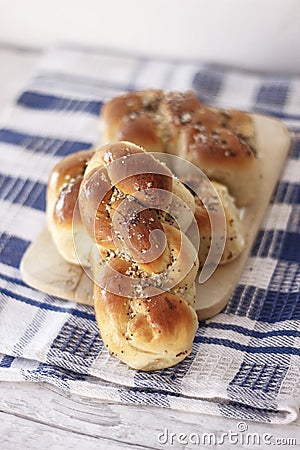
[0,0,300,73]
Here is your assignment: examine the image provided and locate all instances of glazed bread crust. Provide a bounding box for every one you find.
[46,149,95,265]
[101,89,166,152]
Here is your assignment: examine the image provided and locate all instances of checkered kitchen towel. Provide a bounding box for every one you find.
[0,46,299,424]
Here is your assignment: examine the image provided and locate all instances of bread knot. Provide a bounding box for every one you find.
[78,141,199,370]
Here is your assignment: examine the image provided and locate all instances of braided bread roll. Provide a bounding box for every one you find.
[101,89,259,206]
[79,141,199,370]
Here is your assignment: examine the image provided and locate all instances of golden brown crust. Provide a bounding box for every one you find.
[181,126,255,168]
[79,143,174,253]
[93,255,198,370]
[46,149,95,264]
[161,90,203,128]
[54,179,82,225]
[101,90,163,127]
[48,149,95,225]
[116,112,165,152]
[220,108,255,143]
[177,122,259,206]
[103,142,173,203]
[101,90,165,152]
[48,150,94,194]
[78,166,115,249]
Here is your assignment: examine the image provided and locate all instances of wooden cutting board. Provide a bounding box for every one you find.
[20,113,291,320]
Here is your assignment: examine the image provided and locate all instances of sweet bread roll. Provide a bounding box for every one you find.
[101,89,259,206]
[79,141,199,370]
[46,149,95,265]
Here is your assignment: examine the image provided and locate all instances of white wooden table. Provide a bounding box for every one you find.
[0,45,299,450]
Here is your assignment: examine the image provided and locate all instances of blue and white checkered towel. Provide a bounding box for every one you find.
[0,46,299,424]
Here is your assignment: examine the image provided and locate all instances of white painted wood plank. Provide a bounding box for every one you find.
[0,382,299,450]
[0,412,133,450]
